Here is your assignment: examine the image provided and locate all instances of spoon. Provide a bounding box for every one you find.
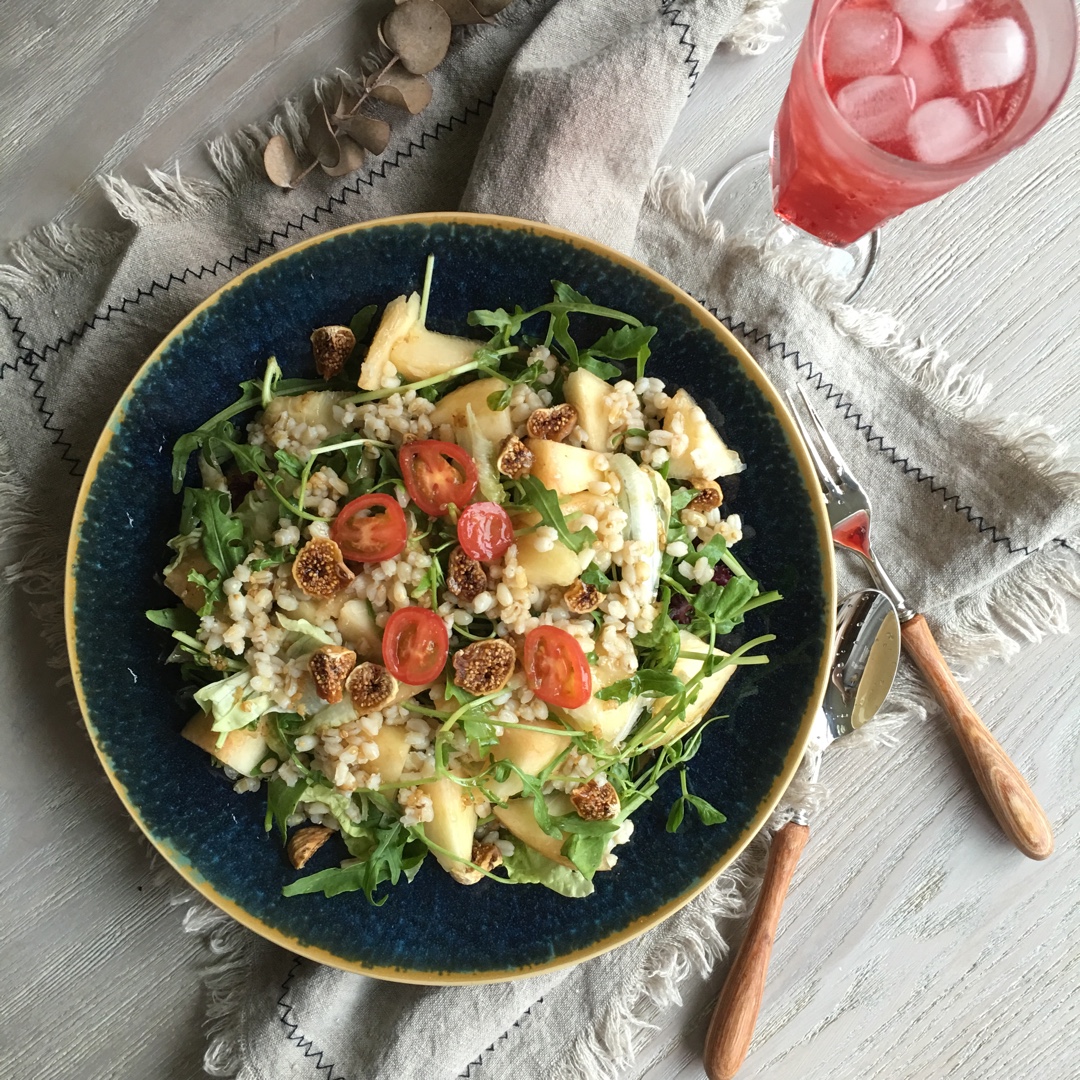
[703,589,901,1080]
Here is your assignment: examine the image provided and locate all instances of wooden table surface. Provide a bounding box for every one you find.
[2,2,1078,1078]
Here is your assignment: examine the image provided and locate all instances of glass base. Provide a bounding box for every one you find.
[704,151,879,303]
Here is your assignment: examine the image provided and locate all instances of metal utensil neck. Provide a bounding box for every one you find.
[862,546,917,623]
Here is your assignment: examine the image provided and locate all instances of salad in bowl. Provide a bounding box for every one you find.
[150,260,780,903]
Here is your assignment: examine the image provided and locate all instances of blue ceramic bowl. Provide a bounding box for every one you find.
[66,214,834,983]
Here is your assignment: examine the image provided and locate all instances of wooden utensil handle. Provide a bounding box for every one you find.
[900,614,1053,860]
[704,821,809,1080]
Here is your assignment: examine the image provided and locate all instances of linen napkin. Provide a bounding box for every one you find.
[2,0,1078,1078]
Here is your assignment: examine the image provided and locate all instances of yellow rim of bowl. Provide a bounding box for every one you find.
[65,211,836,985]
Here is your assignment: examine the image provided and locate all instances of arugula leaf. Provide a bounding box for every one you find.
[579,563,611,594]
[462,710,500,752]
[145,606,199,633]
[283,814,427,904]
[467,305,532,349]
[581,324,657,383]
[234,488,280,548]
[442,680,475,708]
[509,769,561,839]
[171,376,329,491]
[248,546,294,573]
[515,476,596,554]
[469,283,651,379]
[630,604,672,652]
[483,356,546,412]
[550,308,581,367]
[552,282,592,305]
[265,777,308,842]
[184,489,246,579]
[596,669,686,703]
[693,530,753,579]
[274,449,304,478]
[265,712,315,780]
[187,569,224,617]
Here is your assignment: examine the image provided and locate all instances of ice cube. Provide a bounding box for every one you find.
[908,97,987,162]
[891,0,968,43]
[834,74,916,143]
[824,8,903,79]
[897,40,948,103]
[948,18,1027,92]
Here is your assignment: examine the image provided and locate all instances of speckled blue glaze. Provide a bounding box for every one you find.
[71,219,827,978]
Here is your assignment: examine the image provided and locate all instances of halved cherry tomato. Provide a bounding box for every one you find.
[398,440,478,517]
[523,626,592,710]
[457,502,514,562]
[382,607,449,686]
[331,493,408,563]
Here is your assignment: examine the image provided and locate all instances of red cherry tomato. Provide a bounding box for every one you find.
[382,607,449,686]
[457,502,514,562]
[523,626,593,710]
[398,440,478,517]
[330,493,408,563]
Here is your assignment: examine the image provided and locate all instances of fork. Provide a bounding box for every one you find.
[788,384,1054,861]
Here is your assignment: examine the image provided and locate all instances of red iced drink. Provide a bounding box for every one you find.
[772,0,1076,245]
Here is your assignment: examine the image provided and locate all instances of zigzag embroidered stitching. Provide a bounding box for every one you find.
[0,93,496,479]
[25,358,81,476]
[458,997,544,1078]
[716,313,1064,558]
[660,0,701,88]
[278,957,348,1080]
[0,303,25,379]
[275,953,543,1080]
[1,94,496,375]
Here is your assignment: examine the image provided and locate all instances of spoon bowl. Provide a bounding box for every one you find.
[822,588,901,742]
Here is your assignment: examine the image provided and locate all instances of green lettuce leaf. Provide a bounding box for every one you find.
[194,669,272,741]
[302,784,369,837]
[500,842,595,897]
[276,615,336,657]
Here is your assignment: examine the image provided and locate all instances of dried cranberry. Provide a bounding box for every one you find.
[712,564,732,586]
[669,593,693,624]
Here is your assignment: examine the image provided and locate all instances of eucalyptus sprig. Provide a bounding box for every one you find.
[263,0,514,190]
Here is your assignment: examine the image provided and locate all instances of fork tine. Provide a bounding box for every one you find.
[785,389,841,494]
[794,384,851,480]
